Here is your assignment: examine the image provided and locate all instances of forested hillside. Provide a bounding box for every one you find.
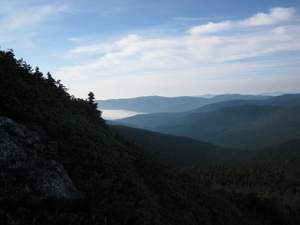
[1,49,299,225]
[114,101,300,149]
[186,156,300,225]
[110,125,222,167]
[0,50,263,225]
[111,125,300,167]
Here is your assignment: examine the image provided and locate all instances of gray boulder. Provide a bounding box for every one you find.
[0,116,84,208]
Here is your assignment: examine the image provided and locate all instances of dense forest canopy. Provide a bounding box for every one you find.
[0,49,299,225]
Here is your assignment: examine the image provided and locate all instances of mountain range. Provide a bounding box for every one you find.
[110,125,300,167]
[111,94,300,150]
[96,94,271,113]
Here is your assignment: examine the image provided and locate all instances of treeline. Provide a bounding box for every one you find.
[0,50,105,132]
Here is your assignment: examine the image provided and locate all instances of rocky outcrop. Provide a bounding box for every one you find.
[0,116,84,209]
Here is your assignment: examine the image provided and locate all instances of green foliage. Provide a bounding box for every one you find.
[187,156,300,225]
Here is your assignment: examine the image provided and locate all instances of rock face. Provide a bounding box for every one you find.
[0,116,84,208]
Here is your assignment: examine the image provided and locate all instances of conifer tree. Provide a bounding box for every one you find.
[88,91,95,104]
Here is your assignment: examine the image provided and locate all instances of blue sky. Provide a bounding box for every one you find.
[1,0,300,99]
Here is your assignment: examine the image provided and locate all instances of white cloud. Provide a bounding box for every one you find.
[69,44,113,56]
[0,1,58,30]
[271,24,300,34]
[240,7,295,26]
[55,7,300,98]
[187,21,233,35]
[1,2,297,99]
[187,7,296,36]
[0,1,64,45]
[116,34,142,48]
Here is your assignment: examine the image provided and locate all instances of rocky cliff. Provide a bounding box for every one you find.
[0,116,84,210]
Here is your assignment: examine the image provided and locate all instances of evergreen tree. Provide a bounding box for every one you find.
[88,91,95,104]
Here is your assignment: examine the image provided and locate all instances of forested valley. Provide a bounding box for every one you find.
[0,49,299,225]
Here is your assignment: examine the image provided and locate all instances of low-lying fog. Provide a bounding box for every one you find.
[101,110,146,120]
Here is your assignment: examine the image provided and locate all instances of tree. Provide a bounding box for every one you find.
[34,66,43,78]
[88,91,95,104]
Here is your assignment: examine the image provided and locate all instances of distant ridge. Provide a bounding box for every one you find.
[97,94,271,113]
[110,125,300,167]
[260,91,287,96]
[112,94,300,150]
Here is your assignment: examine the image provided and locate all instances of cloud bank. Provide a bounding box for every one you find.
[1,2,299,98]
[58,7,299,82]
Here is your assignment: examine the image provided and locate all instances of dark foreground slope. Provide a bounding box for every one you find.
[187,156,300,225]
[0,50,268,225]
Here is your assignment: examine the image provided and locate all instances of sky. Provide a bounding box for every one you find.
[1,0,300,100]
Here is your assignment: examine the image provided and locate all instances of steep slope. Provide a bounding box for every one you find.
[1,50,265,225]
